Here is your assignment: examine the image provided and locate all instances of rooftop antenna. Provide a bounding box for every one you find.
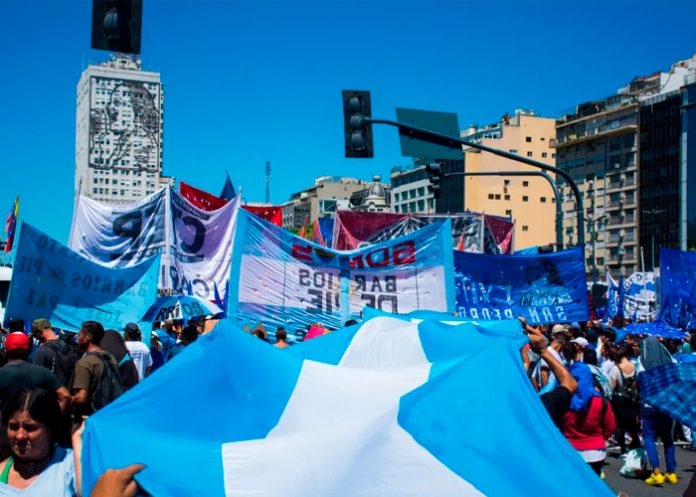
[265,160,271,204]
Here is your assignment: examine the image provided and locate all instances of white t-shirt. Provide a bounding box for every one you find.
[125,340,153,380]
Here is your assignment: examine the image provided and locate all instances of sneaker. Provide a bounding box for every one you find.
[665,472,678,484]
[645,471,665,485]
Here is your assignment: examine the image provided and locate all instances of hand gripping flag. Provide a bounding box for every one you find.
[82,317,614,497]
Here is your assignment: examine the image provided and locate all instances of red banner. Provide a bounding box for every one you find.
[332,211,409,250]
[242,205,283,227]
[180,181,229,211]
[484,214,515,255]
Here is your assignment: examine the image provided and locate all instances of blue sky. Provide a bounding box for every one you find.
[1,0,695,243]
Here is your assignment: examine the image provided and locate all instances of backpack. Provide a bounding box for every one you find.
[87,352,125,412]
[615,369,639,403]
[43,340,80,387]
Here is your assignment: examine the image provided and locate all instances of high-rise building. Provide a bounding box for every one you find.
[462,110,557,249]
[75,54,170,203]
[556,55,696,279]
[390,158,464,215]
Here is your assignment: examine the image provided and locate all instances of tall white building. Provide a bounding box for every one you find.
[75,54,170,203]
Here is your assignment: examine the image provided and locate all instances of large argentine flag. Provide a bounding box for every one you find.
[82,317,614,497]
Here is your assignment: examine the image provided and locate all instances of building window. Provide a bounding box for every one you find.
[541,137,546,141]
[522,225,529,232]
[540,197,547,203]
[394,192,399,202]
[526,151,533,157]
[504,195,510,200]
[541,152,548,158]
[504,180,510,186]
[417,187,425,197]
[92,188,98,194]
[525,137,532,142]
[505,209,512,216]
[494,194,501,200]
[488,194,494,199]
[522,196,529,202]
[552,153,556,158]
[393,205,399,213]
[523,181,529,187]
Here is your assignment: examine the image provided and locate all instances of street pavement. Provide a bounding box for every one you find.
[603,444,696,497]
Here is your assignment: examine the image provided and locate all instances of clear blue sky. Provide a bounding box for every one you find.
[1,0,695,243]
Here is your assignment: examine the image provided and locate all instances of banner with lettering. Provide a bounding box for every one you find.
[622,272,657,321]
[180,181,230,212]
[453,247,588,324]
[658,249,696,328]
[331,210,513,254]
[228,210,454,333]
[69,189,167,268]
[6,223,160,332]
[168,189,240,301]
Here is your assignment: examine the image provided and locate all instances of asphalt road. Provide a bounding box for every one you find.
[603,444,696,497]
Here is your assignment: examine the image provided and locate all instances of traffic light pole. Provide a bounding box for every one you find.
[365,118,585,246]
[443,170,563,250]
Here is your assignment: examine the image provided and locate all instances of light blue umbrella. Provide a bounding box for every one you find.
[142,295,223,322]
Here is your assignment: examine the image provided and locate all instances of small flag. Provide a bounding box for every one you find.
[220,171,236,200]
[298,214,309,239]
[4,196,19,254]
[312,219,325,246]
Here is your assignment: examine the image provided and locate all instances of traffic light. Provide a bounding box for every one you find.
[91,0,143,54]
[426,162,443,199]
[342,90,374,158]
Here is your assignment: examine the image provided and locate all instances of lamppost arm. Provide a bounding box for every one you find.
[366,117,585,246]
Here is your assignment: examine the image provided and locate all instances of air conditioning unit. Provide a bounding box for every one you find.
[617,248,625,257]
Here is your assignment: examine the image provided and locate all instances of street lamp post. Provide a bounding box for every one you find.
[364,118,586,246]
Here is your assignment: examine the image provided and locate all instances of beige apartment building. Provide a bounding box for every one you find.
[462,110,558,249]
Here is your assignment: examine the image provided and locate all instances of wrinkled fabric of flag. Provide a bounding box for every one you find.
[82,316,613,497]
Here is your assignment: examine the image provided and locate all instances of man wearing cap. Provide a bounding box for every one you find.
[124,323,152,381]
[0,332,71,412]
[31,318,79,388]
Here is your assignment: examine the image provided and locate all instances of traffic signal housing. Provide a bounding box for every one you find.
[426,162,443,199]
[342,90,374,158]
[91,0,143,54]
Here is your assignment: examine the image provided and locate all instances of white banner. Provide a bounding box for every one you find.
[168,189,239,301]
[69,189,167,268]
[68,186,239,301]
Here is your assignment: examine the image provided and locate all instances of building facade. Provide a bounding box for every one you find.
[75,54,169,203]
[462,110,557,249]
[349,175,391,212]
[556,55,696,279]
[281,176,379,230]
[390,165,435,214]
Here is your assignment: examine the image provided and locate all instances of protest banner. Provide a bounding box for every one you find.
[69,188,167,268]
[180,181,230,212]
[242,205,283,227]
[332,210,514,254]
[622,271,657,321]
[453,246,589,323]
[658,248,696,328]
[228,210,454,333]
[69,186,239,299]
[6,223,159,332]
[168,189,239,301]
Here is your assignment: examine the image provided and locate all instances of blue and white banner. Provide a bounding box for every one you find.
[227,210,455,332]
[659,248,696,328]
[622,272,657,321]
[168,189,239,301]
[82,317,615,497]
[68,187,239,301]
[6,223,160,332]
[453,247,588,323]
[69,189,166,268]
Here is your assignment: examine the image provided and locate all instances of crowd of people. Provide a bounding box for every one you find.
[521,316,696,488]
[0,312,692,495]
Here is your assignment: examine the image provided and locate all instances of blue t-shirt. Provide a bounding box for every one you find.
[0,447,76,497]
